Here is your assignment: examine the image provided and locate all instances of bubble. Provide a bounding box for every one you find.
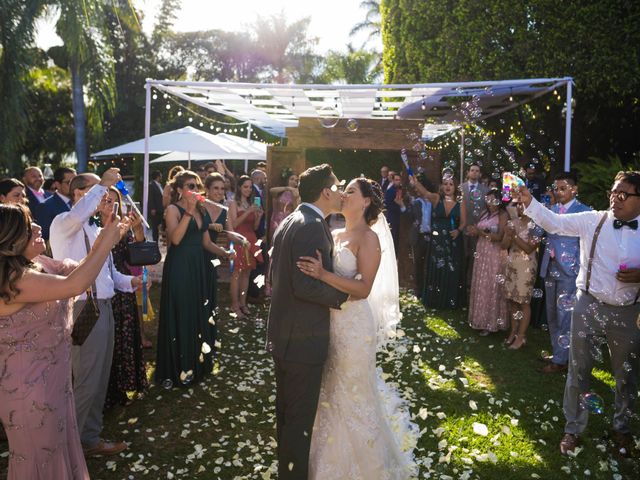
[470,189,483,201]
[419,151,429,160]
[579,392,604,414]
[495,274,506,284]
[473,148,484,156]
[558,335,570,349]
[473,251,480,258]
[559,251,577,266]
[464,138,472,146]
[345,118,359,132]
[557,293,577,311]
[436,259,445,269]
[255,318,265,328]
[318,106,339,128]
[442,168,454,180]
[161,379,173,390]
[532,288,543,298]
[622,361,632,372]
[464,156,475,165]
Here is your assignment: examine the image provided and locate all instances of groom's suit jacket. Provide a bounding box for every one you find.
[267,204,348,365]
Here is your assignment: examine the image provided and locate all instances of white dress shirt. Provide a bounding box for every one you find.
[300,202,325,220]
[525,197,640,306]
[50,184,134,300]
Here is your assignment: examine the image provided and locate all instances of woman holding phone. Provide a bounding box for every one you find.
[228,175,263,318]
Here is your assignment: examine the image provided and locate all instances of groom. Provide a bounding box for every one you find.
[267,164,349,479]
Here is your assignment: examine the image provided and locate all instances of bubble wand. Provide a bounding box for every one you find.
[115,180,150,229]
[229,241,235,273]
[400,149,414,177]
[142,266,148,319]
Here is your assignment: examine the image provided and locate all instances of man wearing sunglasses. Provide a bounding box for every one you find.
[519,170,640,458]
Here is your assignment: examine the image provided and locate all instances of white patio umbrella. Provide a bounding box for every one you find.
[149,133,266,164]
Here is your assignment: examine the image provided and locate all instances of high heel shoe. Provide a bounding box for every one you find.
[508,335,527,350]
[504,334,517,346]
[240,305,251,316]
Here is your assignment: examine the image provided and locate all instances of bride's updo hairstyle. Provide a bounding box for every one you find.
[355,178,384,226]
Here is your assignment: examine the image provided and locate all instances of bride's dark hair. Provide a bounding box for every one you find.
[355,178,384,225]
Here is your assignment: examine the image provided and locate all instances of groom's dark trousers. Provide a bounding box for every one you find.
[267,205,348,479]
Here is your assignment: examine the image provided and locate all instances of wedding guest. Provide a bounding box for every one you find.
[195,165,208,183]
[384,173,406,254]
[461,163,488,289]
[0,178,27,205]
[39,167,76,241]
[0,202,124,479]
[413,175,467,309]
[224,175,235,203]
[269,168,300,241]
[228,176,264,318]
[162,165,185,209]
[156,171,234,387]
[501,201,542,349]
[408,173,433,297]
[100,187,148,408]
[50,168,138,457]
[380,165,391,191]
[147,170,164,241]
[249,169,268,303]
[520,170,640,457]
[539,172,591,373]
[466,188,509,335]
[43,178,56,194]
[22,166,51,213]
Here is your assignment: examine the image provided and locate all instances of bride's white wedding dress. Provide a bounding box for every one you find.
[309,240,418,480]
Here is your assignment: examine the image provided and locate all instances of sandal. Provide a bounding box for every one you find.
[240,305,251,316]
[231,307,246,319]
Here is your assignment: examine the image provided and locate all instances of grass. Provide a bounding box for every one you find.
[1,288,639,479]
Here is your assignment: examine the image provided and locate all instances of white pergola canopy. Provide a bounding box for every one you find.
[141,77,574,217]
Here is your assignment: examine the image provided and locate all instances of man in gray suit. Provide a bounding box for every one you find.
[461,163,488,287]
[267,164,349,479]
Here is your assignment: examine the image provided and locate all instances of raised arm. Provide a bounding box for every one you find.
[409,176,440,205]
[520,186,593,237]
[297,230,381,299]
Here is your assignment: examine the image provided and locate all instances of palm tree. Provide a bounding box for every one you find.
[55,0,116,172]
[0,0,49,173]
[350,0,381,46]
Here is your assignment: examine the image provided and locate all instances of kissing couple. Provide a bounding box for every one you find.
[267,164,418,479]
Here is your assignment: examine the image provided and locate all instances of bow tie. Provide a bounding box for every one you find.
[613,219,638,230]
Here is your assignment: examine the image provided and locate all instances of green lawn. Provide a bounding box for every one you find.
[2,289,638,479]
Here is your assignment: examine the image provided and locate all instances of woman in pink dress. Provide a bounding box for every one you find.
[0,203,123,479]
[269,170,299,241]
[466,189,509,335]
[228,176,264,319]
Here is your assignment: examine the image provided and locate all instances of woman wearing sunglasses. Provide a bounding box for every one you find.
[156,171,234,388]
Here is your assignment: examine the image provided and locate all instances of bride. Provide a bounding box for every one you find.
[296,177,418,479]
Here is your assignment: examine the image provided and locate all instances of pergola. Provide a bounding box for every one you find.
[141,77,574,220]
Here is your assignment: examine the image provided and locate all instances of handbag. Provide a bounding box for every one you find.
[126,241,161,266]
[71,230,100,346]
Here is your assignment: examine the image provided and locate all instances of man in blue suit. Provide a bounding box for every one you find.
[40,167,77,241]
[384,173,406,256]
[539,172,592,373]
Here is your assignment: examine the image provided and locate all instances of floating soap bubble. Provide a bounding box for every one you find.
[419,151,429,160]
[464,138,472,146]
[318,106,339,128]
[442,167,454,180]
[579,392,604,414]
[560,251,577,266]
[161,379,173,390]
[470,189,483,201]
[558,293,577,311]
[532,288,543,298]
[464,156,474,165]
[558,335,570,349]
[346,118,359,132]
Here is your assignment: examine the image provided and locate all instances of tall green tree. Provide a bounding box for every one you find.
[350,0,381,46]
[0,0,49,173]
[380,0,640,164]
[55,0,116,172]
[317,44,382,84]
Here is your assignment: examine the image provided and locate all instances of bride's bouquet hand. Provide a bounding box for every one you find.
[296,250,326,280]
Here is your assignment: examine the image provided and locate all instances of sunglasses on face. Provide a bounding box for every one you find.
[608,190,640,202]
[183,183,198,190]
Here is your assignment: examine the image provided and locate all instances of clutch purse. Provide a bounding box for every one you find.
[72,288,99,346]
[126,241,161,266]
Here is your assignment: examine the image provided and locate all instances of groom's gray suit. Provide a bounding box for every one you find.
[267,204,348,479]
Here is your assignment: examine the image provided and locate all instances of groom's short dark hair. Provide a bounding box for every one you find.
[299,164,334,203]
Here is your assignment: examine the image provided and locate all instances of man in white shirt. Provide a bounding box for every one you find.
[50,168,141,457]
[519,171,640,458]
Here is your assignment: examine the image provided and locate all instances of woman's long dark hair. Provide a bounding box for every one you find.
[0,204,34,302]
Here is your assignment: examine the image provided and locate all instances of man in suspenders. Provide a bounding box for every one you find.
[519,171,640,458]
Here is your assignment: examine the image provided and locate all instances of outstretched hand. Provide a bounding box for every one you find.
[297,250,326,280]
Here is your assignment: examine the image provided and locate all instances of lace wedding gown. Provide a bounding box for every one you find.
[309,242,418,480]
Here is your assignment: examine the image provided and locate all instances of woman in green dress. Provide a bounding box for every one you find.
[156,171,234,388]
[412,175,467,309]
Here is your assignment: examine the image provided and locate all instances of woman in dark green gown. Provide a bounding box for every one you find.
[412,176,467,309]
[156,171,233,387]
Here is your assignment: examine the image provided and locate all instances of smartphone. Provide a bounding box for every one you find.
[112,202,119,215]
[253,197,261,207]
